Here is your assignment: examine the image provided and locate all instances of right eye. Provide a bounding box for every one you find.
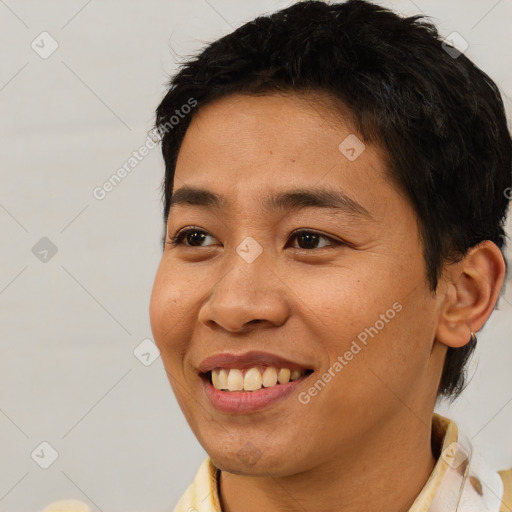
[168,227,219,247]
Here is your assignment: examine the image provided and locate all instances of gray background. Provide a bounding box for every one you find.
[1,1,511,511]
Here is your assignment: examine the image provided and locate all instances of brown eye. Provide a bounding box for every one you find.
[288,230,340,250]
[168,228,342,250]
[169,228,217,247]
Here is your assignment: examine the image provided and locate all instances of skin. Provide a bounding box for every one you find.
[149,92,506,512]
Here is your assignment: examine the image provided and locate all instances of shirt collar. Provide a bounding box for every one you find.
[175,413,503,512]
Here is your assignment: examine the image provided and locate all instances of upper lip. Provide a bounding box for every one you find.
[198,351,312,373]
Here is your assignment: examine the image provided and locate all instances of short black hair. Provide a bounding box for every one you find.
[154,0,511,399]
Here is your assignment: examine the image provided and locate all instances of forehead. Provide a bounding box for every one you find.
[172,92,392,215]
[178,92,361,160]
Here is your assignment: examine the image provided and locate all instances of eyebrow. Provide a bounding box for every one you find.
[168,185,372,219]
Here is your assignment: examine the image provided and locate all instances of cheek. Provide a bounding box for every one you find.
[293,264,393,339]
[149,266,199,413]
[323,290,437,414]
[305,257,435,385]
[149,263,196,360]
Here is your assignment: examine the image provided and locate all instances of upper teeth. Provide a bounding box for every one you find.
[211,367,305,391]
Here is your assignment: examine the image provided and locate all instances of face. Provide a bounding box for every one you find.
[150,93,445,477]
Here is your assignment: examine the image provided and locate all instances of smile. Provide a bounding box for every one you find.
[209,367,313,391]
[198,351,315,412]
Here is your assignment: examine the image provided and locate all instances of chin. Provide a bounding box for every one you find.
[210,453,279,477]
[205,439,306,478]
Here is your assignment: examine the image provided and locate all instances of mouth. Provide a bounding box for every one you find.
[198,351,315,413]
[202,366,314,392]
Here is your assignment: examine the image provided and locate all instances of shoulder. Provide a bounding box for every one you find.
[498,468,512,512]
[40,500,90,512]
[425,414,511,512]
[173,457,221,512]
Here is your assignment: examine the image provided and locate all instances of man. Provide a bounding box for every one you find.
[149,1,512,510]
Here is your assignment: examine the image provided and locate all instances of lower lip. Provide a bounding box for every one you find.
[202,375,309,413]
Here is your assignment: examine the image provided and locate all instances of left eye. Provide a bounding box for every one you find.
[288,230,339,250]
[168,228,340,250]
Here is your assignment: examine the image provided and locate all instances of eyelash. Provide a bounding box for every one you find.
[168,227,344,250]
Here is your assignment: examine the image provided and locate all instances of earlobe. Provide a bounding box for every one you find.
[435,241,506,349]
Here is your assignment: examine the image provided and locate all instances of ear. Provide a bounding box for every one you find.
[435,241,506,348]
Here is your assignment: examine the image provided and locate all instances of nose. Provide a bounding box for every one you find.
[197,253,290,334]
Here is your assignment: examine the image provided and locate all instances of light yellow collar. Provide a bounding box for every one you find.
[173,413,511,512]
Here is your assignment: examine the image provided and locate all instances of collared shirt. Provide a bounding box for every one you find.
[173,414,512,512]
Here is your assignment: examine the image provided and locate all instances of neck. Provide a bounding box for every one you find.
[218,413,437,512]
